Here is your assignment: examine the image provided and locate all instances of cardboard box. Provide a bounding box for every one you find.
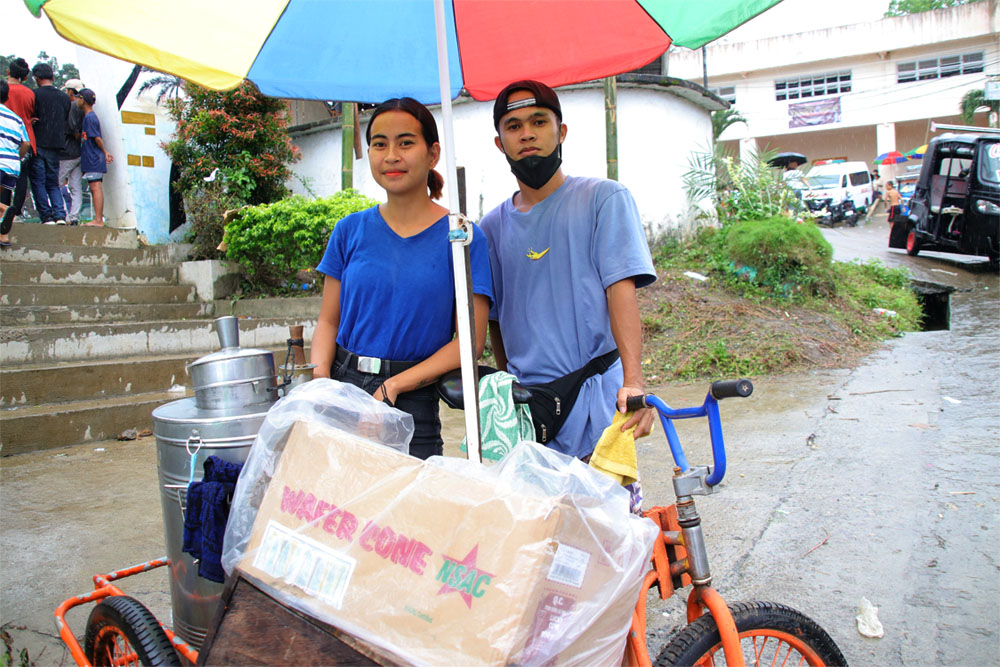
[238,420,650,666]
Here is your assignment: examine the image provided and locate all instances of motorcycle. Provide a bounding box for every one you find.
[805,193,858,227]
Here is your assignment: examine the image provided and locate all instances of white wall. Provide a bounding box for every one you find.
[72,48,178,239]
[289,83,715,239]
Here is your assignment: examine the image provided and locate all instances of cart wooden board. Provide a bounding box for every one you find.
[197,574,405,666]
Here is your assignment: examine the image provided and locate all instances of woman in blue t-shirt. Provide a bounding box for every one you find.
[313,98,492,459]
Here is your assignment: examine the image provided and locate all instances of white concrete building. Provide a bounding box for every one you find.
[665,1,999,183]
[286,78,725,239]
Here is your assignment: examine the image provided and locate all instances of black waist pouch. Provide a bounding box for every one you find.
[526,349,620,444]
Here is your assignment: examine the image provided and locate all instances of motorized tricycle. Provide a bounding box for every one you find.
[890,132,1000,264]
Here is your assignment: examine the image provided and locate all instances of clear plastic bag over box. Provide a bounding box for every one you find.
[226,405,658,667]
[221,379,413,575]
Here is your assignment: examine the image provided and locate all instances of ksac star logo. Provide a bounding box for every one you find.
[435,544,495,609]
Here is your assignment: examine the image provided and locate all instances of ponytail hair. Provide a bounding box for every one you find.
[427,168,444,200]
[366,97,445,199]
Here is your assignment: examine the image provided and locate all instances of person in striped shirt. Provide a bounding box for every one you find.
[0,80,31,248]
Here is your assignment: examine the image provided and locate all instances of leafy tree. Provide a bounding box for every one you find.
[1,51,79,88]
[712,108,747,141]
[959,88,998,124]
[885,0,982,16]
[161,81,300,206]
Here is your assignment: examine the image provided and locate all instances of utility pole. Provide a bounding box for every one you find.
[604,77,618,181]
[702,46,708,88]
[341,102,355,190]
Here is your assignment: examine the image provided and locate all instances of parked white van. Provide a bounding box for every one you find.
[802,161,875,212]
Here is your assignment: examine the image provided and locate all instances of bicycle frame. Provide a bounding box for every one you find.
[626,383,752,667]
[54,558,200,667]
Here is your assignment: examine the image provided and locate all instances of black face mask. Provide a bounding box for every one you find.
[506,144,562,190]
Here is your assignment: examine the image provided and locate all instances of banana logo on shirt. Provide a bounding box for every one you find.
[526,247,550,261]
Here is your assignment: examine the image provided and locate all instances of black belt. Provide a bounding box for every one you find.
[335,347,422,377]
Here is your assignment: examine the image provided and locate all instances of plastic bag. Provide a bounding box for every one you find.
[230,418,658,667]
[221,378,413,575]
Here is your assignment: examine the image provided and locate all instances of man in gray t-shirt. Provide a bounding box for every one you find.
[480,80,656,460]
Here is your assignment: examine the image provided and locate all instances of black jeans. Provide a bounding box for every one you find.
[1,153,32,235]
[331,361,443,460]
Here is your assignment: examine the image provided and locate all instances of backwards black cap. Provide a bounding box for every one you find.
[493,80,562,130]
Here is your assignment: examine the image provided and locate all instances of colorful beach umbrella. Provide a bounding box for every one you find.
[875,151,909,165]
[27,0,784,104]
[905,144,929,159]
[25,0,784,458]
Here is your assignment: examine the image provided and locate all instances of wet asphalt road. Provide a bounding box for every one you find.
[1,215,997,665]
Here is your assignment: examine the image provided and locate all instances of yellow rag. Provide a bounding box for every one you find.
[589,411,638,486]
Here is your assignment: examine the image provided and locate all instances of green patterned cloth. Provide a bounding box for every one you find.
[461,371,535,462]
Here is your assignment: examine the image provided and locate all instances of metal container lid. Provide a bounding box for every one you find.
[186,346,274,370]
[153,397,271,443]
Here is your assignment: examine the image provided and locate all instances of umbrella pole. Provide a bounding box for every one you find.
[435,0,482,463]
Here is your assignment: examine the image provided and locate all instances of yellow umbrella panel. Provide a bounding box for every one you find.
[38,0,289,91]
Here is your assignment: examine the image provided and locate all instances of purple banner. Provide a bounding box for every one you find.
[788,97,841,128]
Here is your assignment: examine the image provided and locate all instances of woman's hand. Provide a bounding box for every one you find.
[373,378,400,406]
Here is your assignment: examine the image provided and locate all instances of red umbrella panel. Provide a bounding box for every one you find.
[875,151,909,165]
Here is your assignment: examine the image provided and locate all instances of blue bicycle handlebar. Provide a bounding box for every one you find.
[630,379,753,488]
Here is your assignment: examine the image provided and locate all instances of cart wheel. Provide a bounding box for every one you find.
[84,596,182,667]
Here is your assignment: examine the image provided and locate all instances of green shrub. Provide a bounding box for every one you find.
[224,190,378,290]
[182,180,240,260]
[724,216,834,296]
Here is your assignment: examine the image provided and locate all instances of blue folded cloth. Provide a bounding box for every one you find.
[182,455,243,583]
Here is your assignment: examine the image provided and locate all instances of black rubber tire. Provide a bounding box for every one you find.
[655,601,846,667]
[84,595,182,667]
[906,226,921,256]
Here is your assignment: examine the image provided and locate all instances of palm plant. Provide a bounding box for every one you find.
[959,88,998,125]
[684,146,797,224]
[712,108,747,141]
[138,72,185,104]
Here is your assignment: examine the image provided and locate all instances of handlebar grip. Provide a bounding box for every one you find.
[625,395,648,412]
[710,379,753,400]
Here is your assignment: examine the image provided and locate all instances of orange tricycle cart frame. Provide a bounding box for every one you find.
[55,381,845,666]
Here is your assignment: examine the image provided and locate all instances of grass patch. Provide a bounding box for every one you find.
[641,221,923,383]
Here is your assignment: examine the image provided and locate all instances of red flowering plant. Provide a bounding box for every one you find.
[162,81,301,257]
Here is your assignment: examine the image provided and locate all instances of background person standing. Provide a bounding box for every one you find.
[29,62,70,225]
[58,78,86,225]
[77,88,113,226]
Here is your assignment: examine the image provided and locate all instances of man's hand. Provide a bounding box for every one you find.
[617,385,654,438]
[105,152,114,164]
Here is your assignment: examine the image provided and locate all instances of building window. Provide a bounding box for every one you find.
[897,51,984,83]
[628,53,665,76]
[710,86,736,104]
[775,71,850,101]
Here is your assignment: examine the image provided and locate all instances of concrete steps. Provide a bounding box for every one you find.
[0,262,178,285]
[3,283,199,306]
[2,302,213,325]
[1,317,309,364]
[0,224,318,455]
